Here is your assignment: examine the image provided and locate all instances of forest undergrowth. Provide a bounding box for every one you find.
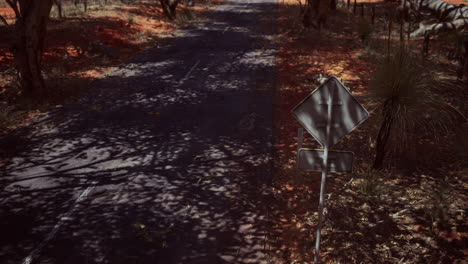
[270,0,467,263]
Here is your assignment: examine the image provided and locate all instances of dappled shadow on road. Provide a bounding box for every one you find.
[0,0,280,263]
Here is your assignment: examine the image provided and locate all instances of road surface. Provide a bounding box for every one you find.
[0,0,278,263]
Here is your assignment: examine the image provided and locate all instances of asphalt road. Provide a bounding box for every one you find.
[0,0,278,263]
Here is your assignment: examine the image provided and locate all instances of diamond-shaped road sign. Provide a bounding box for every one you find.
[291,77,369,148]
[298,149,354,172]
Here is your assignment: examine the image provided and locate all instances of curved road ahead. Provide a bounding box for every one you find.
[0,0,278,263]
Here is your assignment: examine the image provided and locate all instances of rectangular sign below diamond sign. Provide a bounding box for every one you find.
[297,149,354,172]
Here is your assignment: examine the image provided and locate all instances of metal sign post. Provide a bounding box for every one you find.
[314,82,335,264]
[291,77,369,264]
[315,146,328,264]
[295,128,304,182]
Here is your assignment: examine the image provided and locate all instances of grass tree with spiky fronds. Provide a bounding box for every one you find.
[371,49,464,169]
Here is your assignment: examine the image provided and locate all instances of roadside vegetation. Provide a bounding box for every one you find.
[0,0,466,263]
[0,0,220,135]
[271,0,467,263]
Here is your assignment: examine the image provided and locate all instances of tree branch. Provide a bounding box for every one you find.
[5,0,20,18]
[411,19,466,37]
[0,14,8,26]
[407,0,468,36]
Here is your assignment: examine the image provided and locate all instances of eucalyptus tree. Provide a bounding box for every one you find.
[5,0,55,96]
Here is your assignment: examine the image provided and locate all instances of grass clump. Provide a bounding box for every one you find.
[422,177,454,231]
[175,9,196,25]
[0,104,16,128]
[356,168,387,197]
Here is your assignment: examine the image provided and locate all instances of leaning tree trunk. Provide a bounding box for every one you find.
[406,0,468,37]
[0,14,8,25]
[13,0,54,96]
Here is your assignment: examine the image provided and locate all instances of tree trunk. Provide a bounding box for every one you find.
[399,19,404,47]
[329,0,336,11]
[14,0,54,96]
[464,35,468,81]
[169,1,178,17]
[302,0,331,29]
[387,16,393,56]
[312,0,320,12]
[407,20,411,46]
[458,34,468,79]
[159,0,182,20]
[317,0,330,30]
[373,98,398,169]
[302,0,312,28]
[54,0,63,18]
[422,30,431,58]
